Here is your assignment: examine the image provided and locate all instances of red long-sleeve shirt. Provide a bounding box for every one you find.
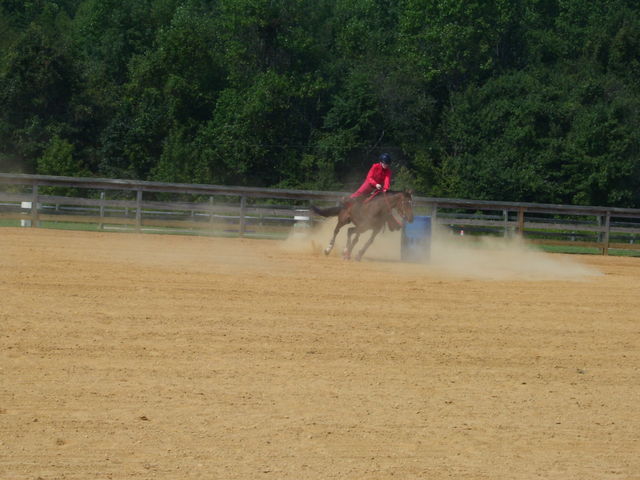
[351,162,392,198]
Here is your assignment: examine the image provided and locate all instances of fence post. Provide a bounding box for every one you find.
[209,196,215,229]
[135,189,143,232]
[99,191,105,230]
[31,184,39,227]
[430,202,438,224]
[602,211,611,255]
[516,207,525,235]
[597,215,602,243]
[503,209,509,237]
[239,195,247,237]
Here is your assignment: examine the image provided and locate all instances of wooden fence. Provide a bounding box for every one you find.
[1,173,640,255]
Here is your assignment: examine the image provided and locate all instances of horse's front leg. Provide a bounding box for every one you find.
[355,227,381,261]
[344,227,360,260]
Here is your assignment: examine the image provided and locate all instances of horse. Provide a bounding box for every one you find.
[310,190,414,261]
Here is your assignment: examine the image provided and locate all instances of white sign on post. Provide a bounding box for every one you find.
[21,201,32,227]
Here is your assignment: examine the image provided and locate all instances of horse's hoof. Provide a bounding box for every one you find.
[324,246,332,255]
[355,255,362,262]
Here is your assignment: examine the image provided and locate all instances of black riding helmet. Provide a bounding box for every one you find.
[379,153,392,165]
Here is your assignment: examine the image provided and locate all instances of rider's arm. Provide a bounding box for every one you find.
[383,170,392,191]
[366,164,379,187]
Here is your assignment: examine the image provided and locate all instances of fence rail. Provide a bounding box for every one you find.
[2,173,640,254]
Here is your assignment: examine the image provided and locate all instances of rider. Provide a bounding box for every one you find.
[343,153,402,231]
[348,153,393,203]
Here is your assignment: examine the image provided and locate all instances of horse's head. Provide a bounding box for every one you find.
[396,190,414,223]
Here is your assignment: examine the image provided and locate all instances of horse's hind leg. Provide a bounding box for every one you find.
[325,217,347,255]
[355,227,381,261]
[324,224,338,255]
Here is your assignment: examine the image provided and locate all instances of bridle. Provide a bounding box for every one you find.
[398,194,414,221]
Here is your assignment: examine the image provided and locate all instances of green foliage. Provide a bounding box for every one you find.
[193,70,326,187]
[0,22,78,171]
[1,0,640,208]
[37,135,80,176]
[37,134,87,195]
[398,0,520,87]
[438,67,640,206]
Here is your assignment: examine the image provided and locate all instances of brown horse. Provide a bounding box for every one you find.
[310,190,414,261]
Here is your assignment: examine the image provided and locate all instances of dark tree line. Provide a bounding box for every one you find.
[1,0,640,206]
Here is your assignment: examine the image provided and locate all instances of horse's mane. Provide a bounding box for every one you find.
[366,190,411,209]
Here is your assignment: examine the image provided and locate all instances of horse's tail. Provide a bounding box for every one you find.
[310,204,342,217]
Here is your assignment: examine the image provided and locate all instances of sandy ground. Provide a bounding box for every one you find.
[1,224,639,480]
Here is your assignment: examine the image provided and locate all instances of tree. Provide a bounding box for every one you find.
[37,135,81,176]
[0,23,77,171]
[191,70,326,187]
[438,66,640,206]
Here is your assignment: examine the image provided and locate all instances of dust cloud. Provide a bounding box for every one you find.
[282,218,601,281]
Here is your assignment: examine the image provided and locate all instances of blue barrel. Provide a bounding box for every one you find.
[401,216,431,262]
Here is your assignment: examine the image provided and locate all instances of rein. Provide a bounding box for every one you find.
[365,190,393,209]
[363,190,380,204]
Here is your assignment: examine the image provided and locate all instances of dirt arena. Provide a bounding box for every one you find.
[1,225,639,479]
